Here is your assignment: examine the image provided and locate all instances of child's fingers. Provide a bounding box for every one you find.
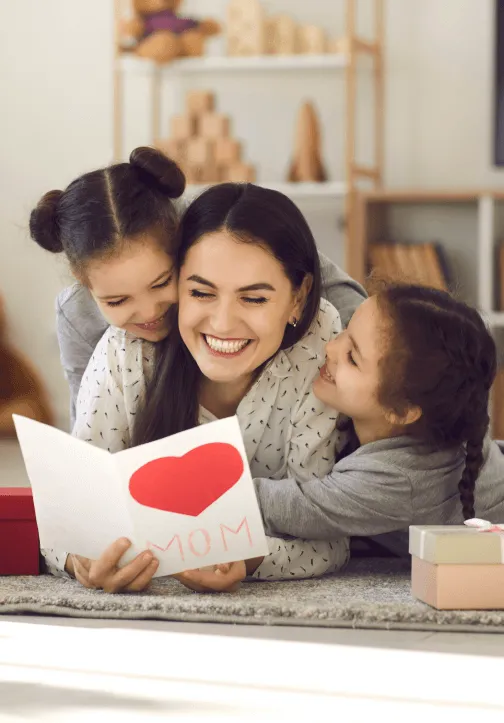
[125,558,159,592]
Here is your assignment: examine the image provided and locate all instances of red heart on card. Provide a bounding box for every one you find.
[128,443,244,516]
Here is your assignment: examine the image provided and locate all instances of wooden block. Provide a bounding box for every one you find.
[186,137,214,167]
[227,0,267,56]
[225,162,256,183]
[156,139,187,167]
[267,15,297,55]
[298,25,327,54]
[185,163,220,184]
[214,138,242,166]
[186,90,215,117]
[200,113,230,140]
[170,114,196,141]
[200,162,220,183]
[329,36,350,55]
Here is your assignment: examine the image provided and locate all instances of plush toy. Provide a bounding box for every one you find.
[0,294,53,437]
[121,0,221,64]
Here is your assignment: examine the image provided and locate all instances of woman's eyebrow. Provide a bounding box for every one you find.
[186,276,275,293]
[238,283,275,292]
[187,274,216,288]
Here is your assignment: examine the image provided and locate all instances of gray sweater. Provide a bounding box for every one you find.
[56,252,367,427]
[254,435,504,555]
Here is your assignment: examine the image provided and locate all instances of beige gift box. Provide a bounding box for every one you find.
[411,555,504,610]
[410,523,504,609]
[409,524,504,564]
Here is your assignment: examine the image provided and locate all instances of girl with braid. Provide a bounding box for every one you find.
[251,283,504,565]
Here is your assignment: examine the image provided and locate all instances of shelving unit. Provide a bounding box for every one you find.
[113,0,385,269]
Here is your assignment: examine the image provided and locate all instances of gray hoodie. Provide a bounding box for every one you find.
[254,435,504,556]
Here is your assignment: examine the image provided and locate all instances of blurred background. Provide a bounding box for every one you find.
[1,0,503,437]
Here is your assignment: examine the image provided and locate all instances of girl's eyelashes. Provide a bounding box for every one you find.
[106,274,174,307]
[153,275,173,289]
[189,289,267,305]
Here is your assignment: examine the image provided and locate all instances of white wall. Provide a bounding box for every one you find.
[0,1,114,426]
[0,0,501,427]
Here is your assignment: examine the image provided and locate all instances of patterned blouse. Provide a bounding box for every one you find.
[42,299,350,581]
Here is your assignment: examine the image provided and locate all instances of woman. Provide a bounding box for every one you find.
[31,169,351,591]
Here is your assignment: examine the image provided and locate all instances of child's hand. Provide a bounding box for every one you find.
[65,538,159,593]
[173,561,247,593]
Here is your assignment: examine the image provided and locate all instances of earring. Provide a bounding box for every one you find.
[290,317,298,328]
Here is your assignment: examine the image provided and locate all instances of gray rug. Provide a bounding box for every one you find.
[2,558,504,632]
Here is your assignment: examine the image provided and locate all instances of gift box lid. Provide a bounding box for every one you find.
[409,524,504,564]
[0,488,36,521]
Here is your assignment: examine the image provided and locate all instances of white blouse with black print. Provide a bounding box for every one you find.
[42,298,350,581]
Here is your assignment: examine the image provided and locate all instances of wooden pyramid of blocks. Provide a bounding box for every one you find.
[157,90,256,185]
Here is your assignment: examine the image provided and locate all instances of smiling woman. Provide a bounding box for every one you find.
[63,183,350,590]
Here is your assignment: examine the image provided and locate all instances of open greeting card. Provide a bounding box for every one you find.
[13,415,269,577]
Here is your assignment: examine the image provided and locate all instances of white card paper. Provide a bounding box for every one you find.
[13,415,269,576]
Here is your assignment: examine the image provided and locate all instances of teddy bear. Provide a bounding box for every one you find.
[0,293,53,437]
[121,0,221,64]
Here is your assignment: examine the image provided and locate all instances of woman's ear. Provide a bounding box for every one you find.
[385,405,422,428]
[291,273,313,321]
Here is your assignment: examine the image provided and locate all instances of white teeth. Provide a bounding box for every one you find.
[205,335,249,354]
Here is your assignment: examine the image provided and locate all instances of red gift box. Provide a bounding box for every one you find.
[0,488,40,575]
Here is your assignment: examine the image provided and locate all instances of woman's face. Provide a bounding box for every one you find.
[87,235,178,342]
[313,296,389,424]
[178,230,305,384]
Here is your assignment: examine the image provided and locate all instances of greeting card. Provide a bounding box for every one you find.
[13,415,268,576]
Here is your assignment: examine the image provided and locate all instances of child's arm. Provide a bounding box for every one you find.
[254,456,412,540]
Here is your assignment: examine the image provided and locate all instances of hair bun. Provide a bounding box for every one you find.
[130,146,186,199]
[29,190,64,254]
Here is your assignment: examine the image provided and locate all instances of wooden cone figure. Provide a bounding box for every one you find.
[288,102,327,182]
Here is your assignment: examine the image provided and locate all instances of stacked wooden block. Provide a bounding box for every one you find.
[227,0,346,57]
[368,242,448,291]
[157,91,256,185]
[410,524,504,610]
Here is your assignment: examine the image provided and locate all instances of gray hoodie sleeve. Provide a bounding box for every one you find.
[56,285,108,428]
[254,457,412,540]
[318,251,367,327]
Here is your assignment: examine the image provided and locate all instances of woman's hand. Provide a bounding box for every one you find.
[65,538,159,593]
[174,561,247,593]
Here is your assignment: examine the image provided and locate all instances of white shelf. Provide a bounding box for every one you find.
[486,311,504,327]
[120,53,348,75]
[184,181,348,200]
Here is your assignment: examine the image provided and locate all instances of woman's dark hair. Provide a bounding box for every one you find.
[133,182,322,445]
[375,284,497,520]
[29,147,185,279]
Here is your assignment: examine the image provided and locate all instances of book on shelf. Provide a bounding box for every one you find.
[367,242,449,291]
[492,368,504,439]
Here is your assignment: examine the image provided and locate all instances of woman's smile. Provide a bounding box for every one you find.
[202,334,253,357]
